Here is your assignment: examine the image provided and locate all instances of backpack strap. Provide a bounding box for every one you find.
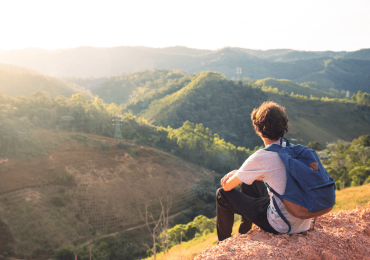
[280,137,290,146]
[263,137,292,234]
[264,180,292,234]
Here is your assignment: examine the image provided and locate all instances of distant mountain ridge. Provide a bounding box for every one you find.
[0,46,369,93]
[0,63,93,98]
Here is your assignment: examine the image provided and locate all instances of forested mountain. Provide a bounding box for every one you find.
[129,71,370,149]
[3,65,364,150]
[89,69,339,110]
[0,63,94,98]
[1,46,369,93]
[60,76,107,90]
[188,50,370,93]
[92,69,188,105]
[252,78,339,98]
[343,49,370,60]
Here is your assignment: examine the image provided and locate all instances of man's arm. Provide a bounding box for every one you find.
[221,170,263,191]
[222,175,242,191]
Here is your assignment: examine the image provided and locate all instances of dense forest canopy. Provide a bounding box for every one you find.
[317,135,370,190]
[119,71,370,150]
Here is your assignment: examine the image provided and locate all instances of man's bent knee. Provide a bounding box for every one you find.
[216,187,225,201]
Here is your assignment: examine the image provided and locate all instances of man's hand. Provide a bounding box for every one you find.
[221,170,237,187]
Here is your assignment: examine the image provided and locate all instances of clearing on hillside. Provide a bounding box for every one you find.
[0,130,215,257]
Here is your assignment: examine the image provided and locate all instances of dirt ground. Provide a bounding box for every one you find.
[195,202,370,260]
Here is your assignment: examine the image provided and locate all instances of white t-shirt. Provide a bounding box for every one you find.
[234,141,311,234]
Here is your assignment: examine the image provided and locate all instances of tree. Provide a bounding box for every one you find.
[53,244,75,260]
[138,197,173,259]
[307,141,322,151]
[352,145,370,165]
[158,197,172,255]
[139,200,163,260]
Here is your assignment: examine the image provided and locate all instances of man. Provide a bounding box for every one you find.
[216,101,311,241]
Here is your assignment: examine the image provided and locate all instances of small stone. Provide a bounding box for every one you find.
[364,227,370,236]
[284,253,289,257]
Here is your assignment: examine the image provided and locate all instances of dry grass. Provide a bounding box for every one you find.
[333,183,370,212]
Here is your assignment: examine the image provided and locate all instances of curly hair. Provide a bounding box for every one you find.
[251,101,288,140]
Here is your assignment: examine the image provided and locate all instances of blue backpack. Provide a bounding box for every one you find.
[263,137,336,234]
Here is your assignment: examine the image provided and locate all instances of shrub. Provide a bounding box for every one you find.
[50,196,66,207]
[70,133,88,145]
[53,244,75,260]
[117,142,125,149]
[307,141,322,151]
[100,141,112,151]
[128,148,139,155]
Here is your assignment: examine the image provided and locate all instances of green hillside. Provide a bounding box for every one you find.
[92,69,188,106]
[293,58,370,93]
[138,72,267,148]
[253,78,336,98]
[135,71,370,149]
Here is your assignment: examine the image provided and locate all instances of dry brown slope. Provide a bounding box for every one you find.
[0,130,215,257]
[195,203,370,260]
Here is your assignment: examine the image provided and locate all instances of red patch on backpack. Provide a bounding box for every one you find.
[310,162,318,171]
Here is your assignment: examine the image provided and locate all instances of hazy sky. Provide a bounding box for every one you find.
[1,0,369,51]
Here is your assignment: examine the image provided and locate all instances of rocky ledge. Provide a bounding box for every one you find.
[195,203,370,260]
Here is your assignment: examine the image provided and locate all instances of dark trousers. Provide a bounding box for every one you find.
[216,181,278,241]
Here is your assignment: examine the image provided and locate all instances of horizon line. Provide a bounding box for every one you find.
[0,45,369,53]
